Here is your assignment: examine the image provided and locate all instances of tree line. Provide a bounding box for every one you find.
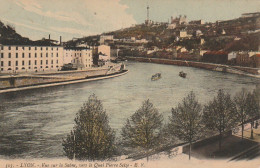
[62,88,259,161]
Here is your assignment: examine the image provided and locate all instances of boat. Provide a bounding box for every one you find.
[151,73,161,81]
[179,71,187,78]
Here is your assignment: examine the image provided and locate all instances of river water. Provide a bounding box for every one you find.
[0,61,259,159]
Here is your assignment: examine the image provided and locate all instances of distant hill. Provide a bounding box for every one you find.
[0,20,60,46]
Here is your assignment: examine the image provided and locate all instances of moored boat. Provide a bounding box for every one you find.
[151,73,161,81]
[179,71,187,78]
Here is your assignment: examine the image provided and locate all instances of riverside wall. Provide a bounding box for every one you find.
[127,57,260,76]
[0,63,123,89]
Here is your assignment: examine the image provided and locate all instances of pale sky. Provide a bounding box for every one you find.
[0,0,259,41]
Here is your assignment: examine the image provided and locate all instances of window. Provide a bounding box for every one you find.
[56,60,58,64]
[8,46,11,50]
[16,46,18,50]
[16,53,18,58]
[57,47,58,51]
[16,61,18,66]
[1,53,3,58]
[46,60,48,64]
[8,53,11,58]
[41,53,42,57]
[16,67,18,70]
[41,47,42,50]
[35,47,37,50]
[35,53,37,58]
[29,60,31,65]
[22,47,24,50]
[8,61,11,66]
[46,47,48,50]
[22,53,24,58]
[51,60,53,64]
[51,47,53,50]
[51,53,53,57]
[1,68,3,71]
[29,47,31,50]
[46,53,48,57]
[56,53,58,57]
[35,60,37,65]
[22,61,24,66]
[1,61,3,66]
[1,46,3,50]
[41,60,42,65]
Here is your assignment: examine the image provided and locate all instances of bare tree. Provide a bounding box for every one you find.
[203,89,237,150]
[234,88,249,139]
[62,94,116,160]
[246,89,260,139]
[168,91,203,160]
[121,99,163,160]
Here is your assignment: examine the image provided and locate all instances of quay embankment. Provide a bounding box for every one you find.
[0,63,128,93]
[127,57,260,78]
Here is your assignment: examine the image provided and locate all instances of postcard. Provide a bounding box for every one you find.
[0,0,259,168]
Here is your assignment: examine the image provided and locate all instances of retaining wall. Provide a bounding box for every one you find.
[127,57,260,75]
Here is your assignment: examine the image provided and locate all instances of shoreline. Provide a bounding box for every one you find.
[0,70,129,94]
[126,57,260,78]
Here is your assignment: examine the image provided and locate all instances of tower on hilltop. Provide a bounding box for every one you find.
[145,5,152,26]
[147,5,149,21]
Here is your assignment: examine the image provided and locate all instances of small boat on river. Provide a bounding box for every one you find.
[179,71,187,78]
[151,73,161,81]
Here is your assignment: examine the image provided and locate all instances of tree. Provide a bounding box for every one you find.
[203,89,237,150]
[62,94,116,160]
[234,88,249,139]
[246,89,260,139]
[168,91,203,160]
[121,99,163,160]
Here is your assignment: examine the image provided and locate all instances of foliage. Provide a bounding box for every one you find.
[203,89,237,150]
[245,89,260,139]
[168,91,203,159]
[62,94,116,160]
[121,99,163,151]
[234,88,249,139]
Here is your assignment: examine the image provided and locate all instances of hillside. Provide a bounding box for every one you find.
[0,21,60,46]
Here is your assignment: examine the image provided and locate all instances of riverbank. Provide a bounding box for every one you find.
[126,57,260,78]
[0,69,128,94]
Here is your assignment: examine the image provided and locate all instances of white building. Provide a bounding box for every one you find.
[100,35,114,44]
[63,48,93,70]
[0,45,64,73]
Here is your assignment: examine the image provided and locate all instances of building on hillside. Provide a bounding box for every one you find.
[236,52,251,67]
[100,35,114,45]
[189,20,205,25]
[250,54,260,68]
[0,44,64,73]
[241,12,260,18]
[177,30,187,38]
[167,23,176,29]
[171,15,187,25]
[202,51,228,64]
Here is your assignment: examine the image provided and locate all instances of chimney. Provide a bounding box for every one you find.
[60,36,62,46]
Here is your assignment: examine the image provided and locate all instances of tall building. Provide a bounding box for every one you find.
[0,45,63,73]
[63,48,93,70]
[0,44,94,73]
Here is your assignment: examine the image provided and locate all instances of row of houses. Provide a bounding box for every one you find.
[202,51,260,68]
[0,44,111,73]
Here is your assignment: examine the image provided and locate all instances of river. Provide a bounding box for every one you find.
[0,61,259,159]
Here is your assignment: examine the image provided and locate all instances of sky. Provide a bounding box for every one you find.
[0,0,259,41]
